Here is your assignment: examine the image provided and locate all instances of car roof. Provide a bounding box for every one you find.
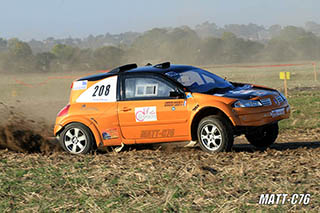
[77,72,114,81]
[126,64,196,74]
[78,64,197,81]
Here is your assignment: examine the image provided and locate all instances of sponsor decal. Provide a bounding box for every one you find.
[135,106,157,122]
[80,104,98,111]
[164,101,184,107]
[186,93,193,99]
[229,89,268,96]
[76,76,117,103]
[230,90,252,95]
[102,128,119,140]
[255,90,268,96]
[135,84,158,96]
[140,129,175,138]
[102,132,111,140]
[73,80,87,90]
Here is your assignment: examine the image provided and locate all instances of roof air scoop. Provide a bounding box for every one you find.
[109,63,138,73]
[154,62,170,69]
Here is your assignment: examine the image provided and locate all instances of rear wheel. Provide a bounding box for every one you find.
[197,115,234,153]
[59,123,94,154]
[245,123,279,149]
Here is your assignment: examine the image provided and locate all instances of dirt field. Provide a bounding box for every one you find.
[0,126,319,212]
[0,65,320,211]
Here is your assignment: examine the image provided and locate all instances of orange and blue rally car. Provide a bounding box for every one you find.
[54,62,290,154]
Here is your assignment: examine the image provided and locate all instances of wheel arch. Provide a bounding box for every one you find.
[190,106,234,141]
[55,117,102,148]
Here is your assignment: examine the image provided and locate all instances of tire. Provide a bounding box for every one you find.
[197,115,234,153]
[59,123,95,154]
[245,123,279,149]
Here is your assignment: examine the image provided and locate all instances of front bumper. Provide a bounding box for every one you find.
[233,105,290,126]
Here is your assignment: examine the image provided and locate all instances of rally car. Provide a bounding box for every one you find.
[54,62,290,154]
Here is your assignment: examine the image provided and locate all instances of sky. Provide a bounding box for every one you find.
[1,0,320,40]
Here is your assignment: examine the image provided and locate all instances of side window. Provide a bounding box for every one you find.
[125,77,175,99]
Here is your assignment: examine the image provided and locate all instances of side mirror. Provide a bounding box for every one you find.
[170,91,184,99]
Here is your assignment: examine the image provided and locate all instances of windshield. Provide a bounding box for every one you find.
[165,68,234,93]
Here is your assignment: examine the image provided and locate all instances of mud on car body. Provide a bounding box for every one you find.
[54,62,290,154]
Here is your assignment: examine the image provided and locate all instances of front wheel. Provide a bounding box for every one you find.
[59,123,95,154]
[197,115,234,153]
[245,123,279,149]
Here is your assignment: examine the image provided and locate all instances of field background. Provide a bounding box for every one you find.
[1,61,320,128]
[1,62,320,212]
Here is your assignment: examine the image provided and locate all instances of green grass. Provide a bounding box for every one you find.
[203,62,320,90]
[280,89,320,129]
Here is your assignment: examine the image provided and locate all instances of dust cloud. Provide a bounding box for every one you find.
[0,102,61,154]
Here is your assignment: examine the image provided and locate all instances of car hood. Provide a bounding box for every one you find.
[212,84,279,100]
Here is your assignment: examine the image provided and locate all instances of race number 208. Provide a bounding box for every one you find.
[259,193,311,205]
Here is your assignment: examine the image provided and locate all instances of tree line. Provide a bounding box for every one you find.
[1,25,320,72]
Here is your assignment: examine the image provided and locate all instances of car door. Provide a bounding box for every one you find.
[117,73,190,143]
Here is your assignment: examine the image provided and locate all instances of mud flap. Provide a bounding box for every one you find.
[184,140,198,147]
[114,142,125,153]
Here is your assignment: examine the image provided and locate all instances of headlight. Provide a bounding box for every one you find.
[279,92,287,102]
[233,100,262,108]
